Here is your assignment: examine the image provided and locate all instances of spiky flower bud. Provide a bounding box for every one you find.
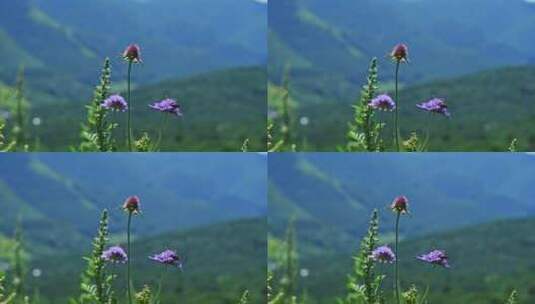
[123,195,141,214]
[391,195,409,214]
[391,43,409,62]
[123,44,142,63]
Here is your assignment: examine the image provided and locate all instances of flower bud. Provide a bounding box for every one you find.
[123,195,140,214]
[123,44,142,63]
[391,43,409,62]
[391,195,409,214]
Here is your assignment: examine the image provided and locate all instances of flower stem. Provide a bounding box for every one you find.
[156,114,169,151]
[394,211,401,304]
[156,266,168,304]
[127,212,133,304]
[394,61,401,152]
[127,61,133,152]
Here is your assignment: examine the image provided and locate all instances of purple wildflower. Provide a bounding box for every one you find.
[123,44,142,63]
[371,245,396,263]
[101,95,128,112]
[369,94,396,111]
[417,249,450,268]
[149,249,182,268]
[102,246,128,264]
[149,98,182,116]
[416,98,451,117]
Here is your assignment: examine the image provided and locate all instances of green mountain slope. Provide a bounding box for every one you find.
[28,218,267,304]
[0,0,266,103]
[28,66,267,151]
[269,0,535,100]
[0,153,266,255]
[289,217,535,303]
[268,153,535,247]
[283,65,535,151]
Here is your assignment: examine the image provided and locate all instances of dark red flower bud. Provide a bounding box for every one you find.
[123,195,140,214]
[391,43,409,62]
[391,195,409,214]
[123,44,142,63]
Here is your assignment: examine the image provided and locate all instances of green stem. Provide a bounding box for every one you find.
[394,61,401,152]
[127,212,133,304]
[421,113,431,151]
[127,61,133,152]
[156,266,168,304]
[156,114,169,151]
[394,212,401,304]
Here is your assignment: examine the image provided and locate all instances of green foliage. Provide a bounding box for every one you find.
[508,138,518,152]
[282,221,298,300]
[241,138,250,152]
[0,274,16,304]
[268,69,298,152]
[135,285,152,304]
[11,67,28,151]
[268,273,284,304]
[12,219,26,304]
[401,132,424,152]
[341,210,384,304]
[505,290,517,304]
[32,218,265,303]
[238,290,249,304]
[401,286,427,304]
[134,133,153,152]
[346,58,384,152]
[79,58,117,152]
[33,66,266,151]
[0,122,15,152]
[78,210,116,304]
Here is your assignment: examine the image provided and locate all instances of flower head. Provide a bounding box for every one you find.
[149,98,182,116]
[391,195,409,214]
[371,245,396,263]
[416,98,450,117]
[101,95,128,112]
[417,249,450,268]
[123,195,141,214]
[123,44,142,63]
[149,249,182,268]
[102,246,128,263]
[391,43,409,62]
[369,94,396,111]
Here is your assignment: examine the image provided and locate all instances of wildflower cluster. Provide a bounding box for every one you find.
[343,196,450,304]
[80,44,183,152]
[346,43,451,152]
[78,196,185,304]
[346,58,385,152]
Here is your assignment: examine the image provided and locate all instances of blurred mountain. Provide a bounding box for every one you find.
[31,66,267,151]
[292,65,535,151]
[0,0,266,103]
[30,218,267,304]
[269,153,535,250]
[0,153,267,254]
[269,0,535,102]
[295,216,535,303]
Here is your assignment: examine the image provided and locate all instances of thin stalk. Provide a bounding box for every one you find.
[127,61,133,152]
[394,61,401,152]
[156,114,169,151]
[420,113,432,151]
[127,212,133,304]
[155,266,168,304]
[394,212,401,304]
